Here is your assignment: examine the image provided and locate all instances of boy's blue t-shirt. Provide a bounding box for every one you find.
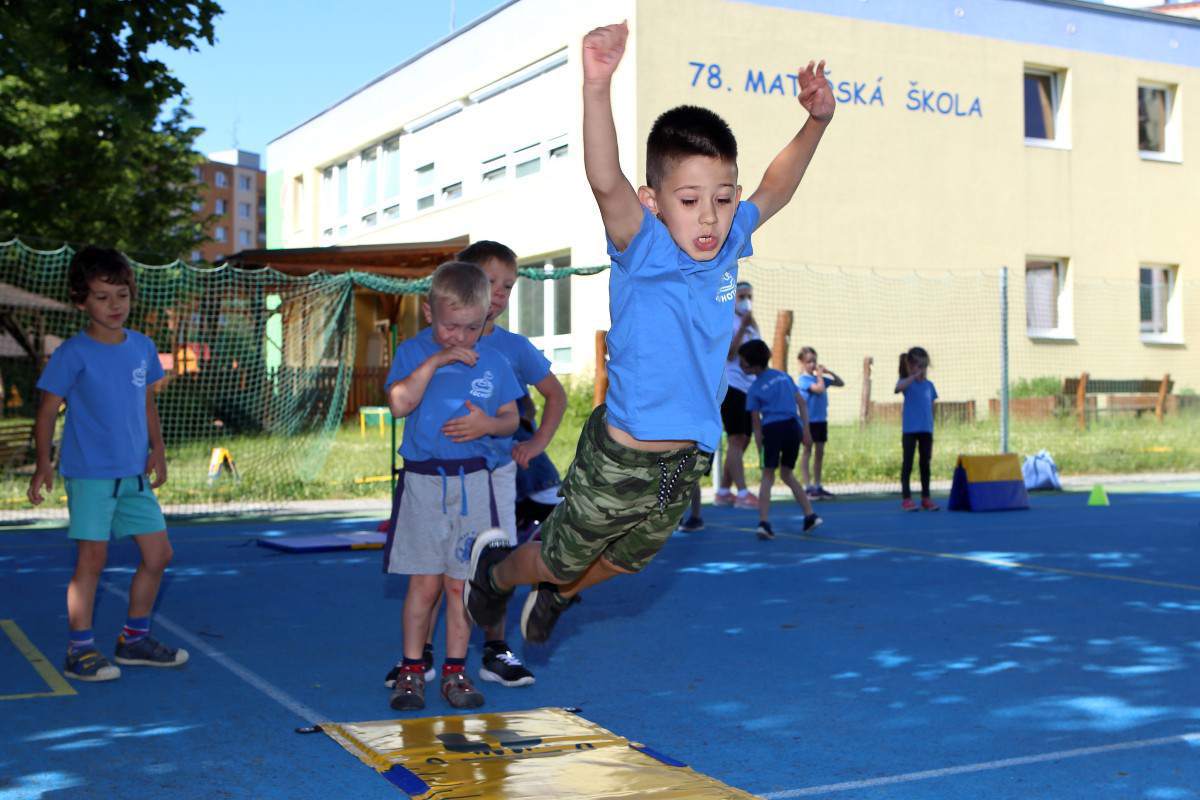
[798,373,835,423]
[902,379,938,433]
[386,328,523,464]
[476,325,552,469]
[36,330,164,479]
[745,368,801,426]
[605,201,759,452]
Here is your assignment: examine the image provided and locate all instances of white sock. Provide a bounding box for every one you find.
[737,488,750,498]
[716,488,732,496]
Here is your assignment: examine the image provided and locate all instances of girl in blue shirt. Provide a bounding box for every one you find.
[894,346,939,511]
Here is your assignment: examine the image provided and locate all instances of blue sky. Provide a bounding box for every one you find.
[158,0,508,168]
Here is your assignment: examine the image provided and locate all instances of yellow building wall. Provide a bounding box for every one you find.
[632,0,1197,414]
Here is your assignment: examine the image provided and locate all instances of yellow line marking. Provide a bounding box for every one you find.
[728,527,1200,593]
[0,619,76,700]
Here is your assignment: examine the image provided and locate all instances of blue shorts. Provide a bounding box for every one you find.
[65,475,167,541]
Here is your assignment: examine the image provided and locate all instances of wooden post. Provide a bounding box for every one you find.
[859,356,873,426]
[770,309,793,370]
[594,330,609,409]
[1076,371,1089,431]
[1156,373,1170,423]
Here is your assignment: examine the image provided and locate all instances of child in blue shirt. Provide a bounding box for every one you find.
[27,246,187,682]
[796,346,845,500]
[894,346,939,511]
[463,20,835,646]
[383,260,522,713]
[739,340,822,539]
[386,241,566,692]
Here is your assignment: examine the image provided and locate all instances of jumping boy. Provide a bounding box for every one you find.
[383,261,522,711]
[464,20,834,644]
[738,339,823,539]
[385,241,566,690]
[28,246,187,681]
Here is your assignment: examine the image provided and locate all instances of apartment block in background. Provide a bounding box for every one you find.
[192,149,267,263]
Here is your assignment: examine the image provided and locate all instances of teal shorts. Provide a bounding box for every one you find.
[65,475,167,541]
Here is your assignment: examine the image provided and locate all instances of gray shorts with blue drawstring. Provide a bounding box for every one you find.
[383,457,500,579]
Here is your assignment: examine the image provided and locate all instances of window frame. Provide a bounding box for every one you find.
[1137,81,1182,163]
[1023,66,1070,150]
[508,254,574,372]
[1139,263,1183,344]
[1025,257,1073,341]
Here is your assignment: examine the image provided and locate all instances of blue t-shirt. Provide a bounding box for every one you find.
[477,326,552,468]
[902,379,938,433]
[386,328,523,464]
[36,330,164,479]
[745,368,801,426]
[798,373,835,423]
[605,201,759,452]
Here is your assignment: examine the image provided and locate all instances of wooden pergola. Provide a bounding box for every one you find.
[222,237,469,280]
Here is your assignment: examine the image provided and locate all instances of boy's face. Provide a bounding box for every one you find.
[800,353,816,373]
[478,257,518,321]
[639,155,741,262]
[739,356,763,375]
[424,298,487,349]
[78,278,131,332]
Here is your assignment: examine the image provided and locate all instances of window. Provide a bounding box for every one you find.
[291,176,304,231]
[415,162,435,210]
[191,200,203,212]
[214,226,227,242]
[417,194,435,211]
[1138,82,1180,161]
[238,229,251,246]
[338,224,348,237]
[510,255,574,370]
[238,202,251,219]
[1025,259,1070,338]
[322,227,333,242]
[516,157,541,178]
[190,250,201,262]
[238,174,252,191]
[1140,264,1181,341]
[362,212,377,228]
[441,182,462,201]
[192,165,202,181]
[482,165,507,183]
[336,162,349,217]
[215,198,226,215]
[361,146,378,207]
[382,138,400,198]
[549,143,569,160]
[383,204,400,220]
[214,171,228,188]
[321,167,334,221]
[1023,68,1066,145]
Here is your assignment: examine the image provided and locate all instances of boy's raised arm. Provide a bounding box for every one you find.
[748,60,835,228]
[583,21,643,251]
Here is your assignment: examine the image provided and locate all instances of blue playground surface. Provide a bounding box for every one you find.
[2,489,1199,799]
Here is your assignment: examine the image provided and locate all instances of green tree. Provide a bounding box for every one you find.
[0,0,222,260]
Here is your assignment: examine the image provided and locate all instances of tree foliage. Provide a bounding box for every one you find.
[0,0,222,260]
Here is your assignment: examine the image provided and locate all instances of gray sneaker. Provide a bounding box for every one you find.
[113,634,189,668]
[441,671,485,709]
[389,670,425,711]
[63,648,121,682]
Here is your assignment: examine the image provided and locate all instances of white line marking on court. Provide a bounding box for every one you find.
[100,582,329,724]
[760,732,1200,797]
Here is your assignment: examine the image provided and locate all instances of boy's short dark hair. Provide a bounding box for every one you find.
[67,246,135,304]
[456,240,517,268]
[646,105,738,190]
[738,339,771,369]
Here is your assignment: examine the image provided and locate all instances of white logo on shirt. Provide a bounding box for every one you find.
[716,271,736,303]
[132,359,147,388]
[469,370,495,399]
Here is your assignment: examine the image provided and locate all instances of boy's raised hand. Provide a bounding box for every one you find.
[26,465,53,506]
[798,60,835,123]
[582,21,628,85]
[433,346,478,369]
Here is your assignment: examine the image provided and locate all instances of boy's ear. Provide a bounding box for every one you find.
[637,185,659,216]
[421,301,433,325]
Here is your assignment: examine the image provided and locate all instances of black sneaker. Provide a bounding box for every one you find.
[677,515,705,532]
[479,642,535,687]
[384,646,435,688]
[463,528,515,629]
[520,583,579,644]
[803,513,823,533]
[756,520,775,540]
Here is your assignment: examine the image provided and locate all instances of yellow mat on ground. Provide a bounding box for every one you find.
[321,706,758,799]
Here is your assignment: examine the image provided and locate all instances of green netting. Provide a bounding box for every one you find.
[0,237,606,522]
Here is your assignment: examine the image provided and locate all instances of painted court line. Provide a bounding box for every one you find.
[0,619,77,700]
[760,732,1200,797]
[99,582,329,725]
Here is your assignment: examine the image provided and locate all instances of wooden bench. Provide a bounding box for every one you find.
[0,420,35,471]
[868,400,977,425]
[1062,373,1172,429]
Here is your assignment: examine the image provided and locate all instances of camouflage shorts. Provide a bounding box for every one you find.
[539,405,712,582]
